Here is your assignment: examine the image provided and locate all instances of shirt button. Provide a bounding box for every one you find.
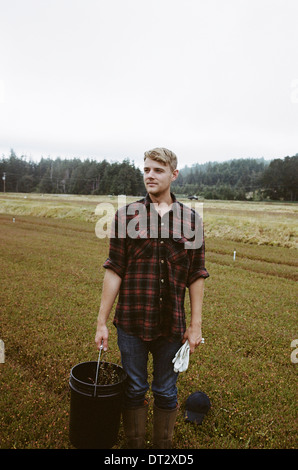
[161,279,164,283]
[160,297,163,302]
[161,259,164,264]
[160,240,164,244]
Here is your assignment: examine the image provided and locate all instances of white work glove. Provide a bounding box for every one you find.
[172,340,190,373]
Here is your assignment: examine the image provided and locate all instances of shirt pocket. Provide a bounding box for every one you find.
[166,242,189,266]
[128,238,153,260]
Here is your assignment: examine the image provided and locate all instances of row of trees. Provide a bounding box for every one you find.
[0,151,144,196]
[172,155,298,201]
[0,150,297,200]
[260,155,298,201]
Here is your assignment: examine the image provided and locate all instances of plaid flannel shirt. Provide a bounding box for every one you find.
[103,193,209,341]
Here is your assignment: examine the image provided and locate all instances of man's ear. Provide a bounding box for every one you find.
[171,169,179,182]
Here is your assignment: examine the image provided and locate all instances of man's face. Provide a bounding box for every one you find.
[143,157,178,197]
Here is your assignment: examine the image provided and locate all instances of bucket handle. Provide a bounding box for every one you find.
[94,343,103,397]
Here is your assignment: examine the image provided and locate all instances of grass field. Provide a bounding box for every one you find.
[0,193,297,449]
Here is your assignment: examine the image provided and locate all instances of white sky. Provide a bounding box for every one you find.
[0,0,298,168]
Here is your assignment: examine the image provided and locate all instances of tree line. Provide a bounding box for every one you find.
[0,150,144,196]
[0,149,297,201]
[172,154,298,201]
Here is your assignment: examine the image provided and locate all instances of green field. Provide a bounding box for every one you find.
[0,194,297,449]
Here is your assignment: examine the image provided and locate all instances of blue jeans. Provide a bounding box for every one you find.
[117,327,182,410]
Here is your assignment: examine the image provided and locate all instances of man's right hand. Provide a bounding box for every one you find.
[95,324,109,351]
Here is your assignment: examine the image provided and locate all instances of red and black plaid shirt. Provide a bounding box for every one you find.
[103,193,209,341]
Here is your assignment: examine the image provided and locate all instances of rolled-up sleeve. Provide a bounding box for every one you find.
[187,229,209,287]
[103,208,127,278]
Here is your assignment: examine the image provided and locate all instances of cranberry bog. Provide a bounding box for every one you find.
[0,194,297,449]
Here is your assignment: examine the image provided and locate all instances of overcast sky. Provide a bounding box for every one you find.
[1,0,298,168]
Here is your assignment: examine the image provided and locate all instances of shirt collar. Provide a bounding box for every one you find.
[144,192,177,207]
[141,193,193,243]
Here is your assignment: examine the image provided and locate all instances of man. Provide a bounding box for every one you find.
[95,148,209,448]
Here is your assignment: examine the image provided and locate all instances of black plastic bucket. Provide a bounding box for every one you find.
[69,361,127,449]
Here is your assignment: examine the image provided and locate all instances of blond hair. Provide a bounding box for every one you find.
[144,147,178,172]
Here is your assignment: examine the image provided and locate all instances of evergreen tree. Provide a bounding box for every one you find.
[1,150,297,200]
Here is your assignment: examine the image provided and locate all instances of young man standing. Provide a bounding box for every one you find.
[95,148,209,448]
